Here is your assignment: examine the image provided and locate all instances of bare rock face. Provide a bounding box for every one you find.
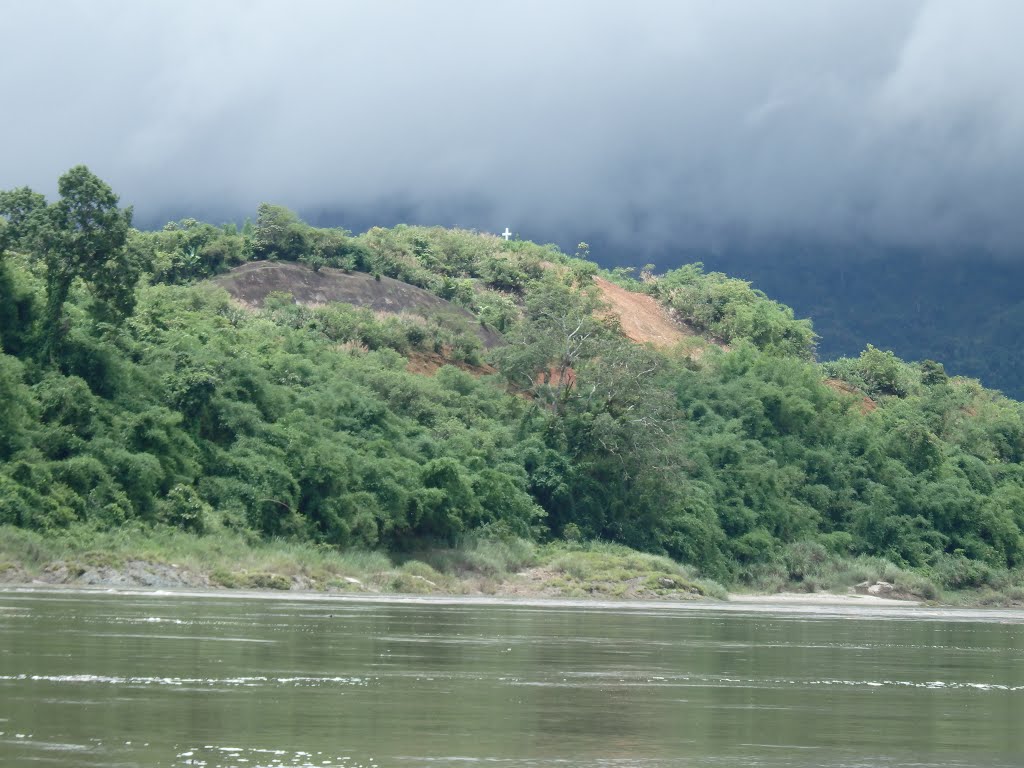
[854,580,896,596]
[38,560,210,588]
[867,581,895,596]
[213,261,504,348]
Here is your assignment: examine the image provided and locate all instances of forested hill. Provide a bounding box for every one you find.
[662,244,1024,401]
[2,167,1023,594]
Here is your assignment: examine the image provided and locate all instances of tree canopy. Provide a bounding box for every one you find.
[0,166,137,358]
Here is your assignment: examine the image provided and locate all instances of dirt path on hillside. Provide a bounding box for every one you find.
[592,277,701,350]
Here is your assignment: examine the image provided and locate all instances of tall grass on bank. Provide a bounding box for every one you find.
[536,541,728,600]
[0,524,727,599]
[0,523,397,590]
[4,525,1019,605]
[414,536,538,577]
[740,539,1024,605]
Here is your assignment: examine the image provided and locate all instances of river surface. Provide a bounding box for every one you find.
[1,589,1022,767]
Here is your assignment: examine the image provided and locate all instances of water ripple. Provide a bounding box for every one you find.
[169,745,379,768]
[0,674,373,689]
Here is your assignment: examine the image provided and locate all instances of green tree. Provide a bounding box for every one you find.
[0,354,33,459]
[0,186,47,254]
[857,344,911,397]
[1,167,137,359]
[251,203,308,262]
[493,275,608,410]
[920,359,949,386]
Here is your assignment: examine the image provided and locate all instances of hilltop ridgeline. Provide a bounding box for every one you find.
[1,168,1023,599]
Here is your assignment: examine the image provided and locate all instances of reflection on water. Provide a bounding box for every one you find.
[0,590,1022,767]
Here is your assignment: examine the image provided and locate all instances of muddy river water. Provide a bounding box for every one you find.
[1,589,1022,767]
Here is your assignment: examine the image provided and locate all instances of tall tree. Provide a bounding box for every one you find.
[0,186,47,255]
[251,203,308,262]
[0,167,137,359]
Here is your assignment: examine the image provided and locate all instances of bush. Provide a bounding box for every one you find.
[420,536,537,578]
[930,553,1004,590]
[160,484,211,534]
[783,539,829,581]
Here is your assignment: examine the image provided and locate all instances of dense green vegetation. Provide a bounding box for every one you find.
[685,245,1024,400]
[2,168,1023,599]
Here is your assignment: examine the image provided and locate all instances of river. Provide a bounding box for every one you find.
[1,589,1022,767]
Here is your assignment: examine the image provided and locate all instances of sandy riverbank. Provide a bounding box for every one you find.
[728,591,920,606]
[0,575,914,606]
[1,561,922,606]
[6,582,1024,624]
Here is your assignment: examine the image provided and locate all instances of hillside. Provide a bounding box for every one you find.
[214,261,705,356]
[592,276,710,351]
[675,245,1024,400]
[213,261,504,349]
[2,169,1024,604]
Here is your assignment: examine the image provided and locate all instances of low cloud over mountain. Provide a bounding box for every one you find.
[3,1,1024,254]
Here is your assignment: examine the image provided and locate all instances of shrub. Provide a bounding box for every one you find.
[931,553,1003,590]
[160,484,212,534]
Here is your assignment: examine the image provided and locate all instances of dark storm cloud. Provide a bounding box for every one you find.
[2,0,1023,252]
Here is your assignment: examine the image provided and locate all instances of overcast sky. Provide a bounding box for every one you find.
[2,0,1023,254]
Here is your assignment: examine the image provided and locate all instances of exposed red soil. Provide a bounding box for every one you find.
[531,365,577,391]
[823,378,878,414]
[404,350,495,377]
[592,276,705,350]
[214,261,726,379]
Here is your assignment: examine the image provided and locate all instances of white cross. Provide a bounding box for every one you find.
[501,227,512,240]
